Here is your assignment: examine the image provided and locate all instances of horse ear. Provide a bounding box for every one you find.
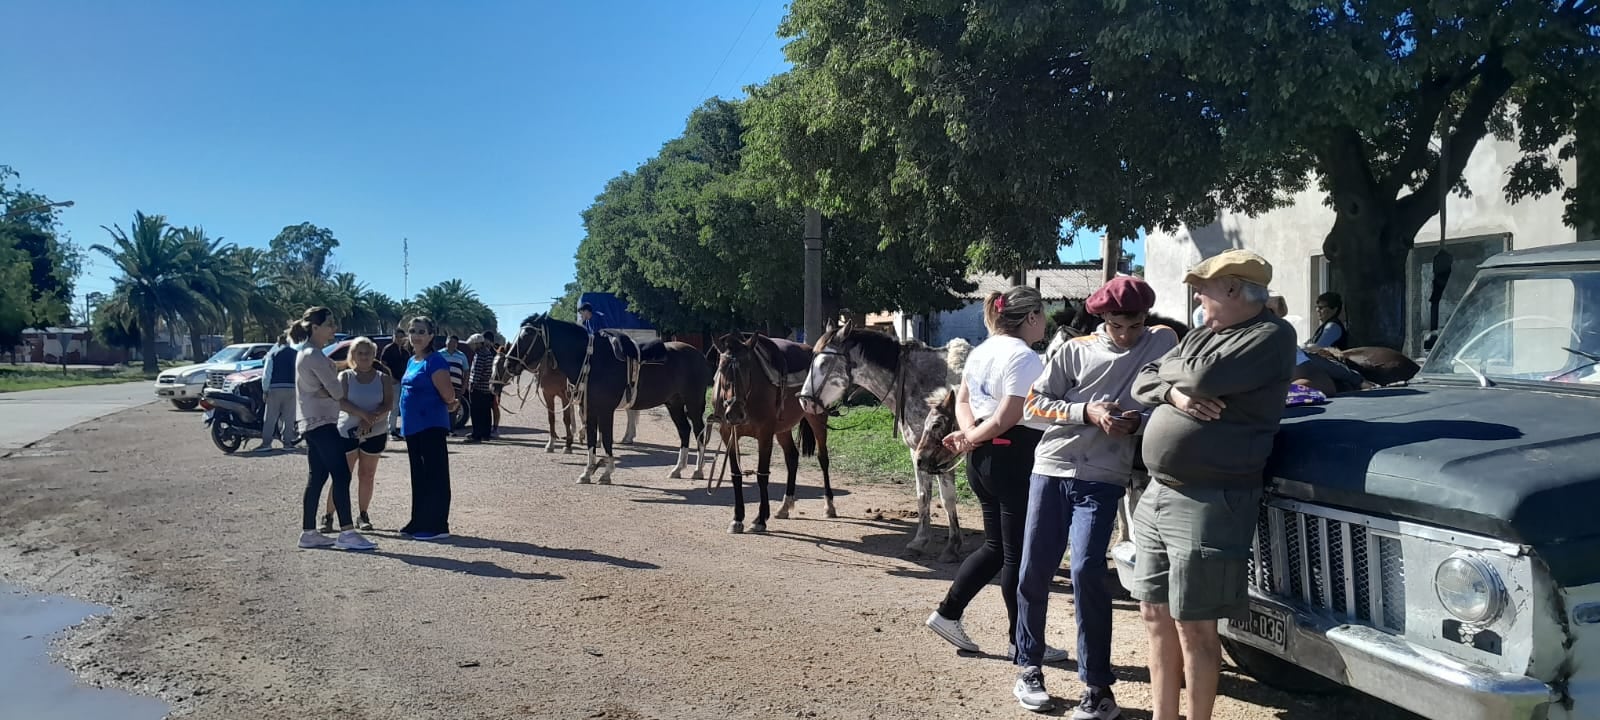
[936,388,957,412]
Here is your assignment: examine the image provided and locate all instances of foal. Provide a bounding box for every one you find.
[712,332,834,534]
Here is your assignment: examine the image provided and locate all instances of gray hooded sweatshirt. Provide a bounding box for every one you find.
[1024,324,1180,485]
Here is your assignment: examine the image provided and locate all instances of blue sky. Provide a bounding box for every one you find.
[1,0,1136,336]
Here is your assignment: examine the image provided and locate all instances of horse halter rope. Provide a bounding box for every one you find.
[801,341,910,439]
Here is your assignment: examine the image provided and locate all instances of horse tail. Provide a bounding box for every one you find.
[799,418,816,458]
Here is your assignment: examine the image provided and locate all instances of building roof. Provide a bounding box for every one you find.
[21,327,90,335]
[962,266,1105,301]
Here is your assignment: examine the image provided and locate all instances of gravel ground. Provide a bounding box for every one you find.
[0,403,1423,720]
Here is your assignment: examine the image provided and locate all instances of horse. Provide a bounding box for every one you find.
[710,332,835,534]
[494,351,579,453]
[797,319,972,562]
[501,314,710,484]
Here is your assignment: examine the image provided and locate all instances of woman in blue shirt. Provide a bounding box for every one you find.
[399,316,460,539]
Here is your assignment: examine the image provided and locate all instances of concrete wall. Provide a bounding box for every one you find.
[1146,135,1585,347]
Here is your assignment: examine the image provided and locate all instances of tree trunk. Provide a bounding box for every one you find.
[231,314,245,344]
[1324,216,1415,351]
[189,327,205,362]
[139,305,158,376]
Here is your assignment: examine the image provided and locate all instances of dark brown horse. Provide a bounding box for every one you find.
[711,332,834,534]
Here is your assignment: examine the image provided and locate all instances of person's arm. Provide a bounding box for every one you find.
[377,372,396,416]
[304,349,345,400]
[262,351,274,385]
[953,381,975,433]
[1309,321,1344,349]
[430,359,459,411]
[1025,347,1089,425]
[1158,324,1296,399]
[1133,350,1177,407]
[965,393,1026,445]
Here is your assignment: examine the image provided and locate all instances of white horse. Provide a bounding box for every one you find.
[797,319,971,562]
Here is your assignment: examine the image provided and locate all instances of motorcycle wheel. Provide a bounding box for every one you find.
[211,417,243,454]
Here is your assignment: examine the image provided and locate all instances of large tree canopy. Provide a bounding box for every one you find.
[750,0,1599,349]
[575,98,972,335]
[0,165,80,348]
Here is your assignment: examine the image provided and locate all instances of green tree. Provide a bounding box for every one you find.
[172,226,244,360]
[408,279,496,338]
[92,212,209,374]
[227,247,289,343]
[268,222,340,278]
[1086,0,1600,349]
[363,290,404,335]
[0,166,81,348]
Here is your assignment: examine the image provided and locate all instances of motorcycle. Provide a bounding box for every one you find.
[200,375,266,454]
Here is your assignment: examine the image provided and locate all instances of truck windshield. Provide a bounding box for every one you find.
[1421,266,1600,386]
[205,346,250,364]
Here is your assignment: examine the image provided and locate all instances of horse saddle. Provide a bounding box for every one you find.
[754,338,813,388]
[598,330,668,365]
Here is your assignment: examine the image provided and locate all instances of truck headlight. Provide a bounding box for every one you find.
[1434,552,1505,624]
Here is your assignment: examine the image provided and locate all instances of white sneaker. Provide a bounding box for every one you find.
[925,611,979,652]
[298,531,335,549]
[1073,685,1120,720]
[1009,642,1070,664]
[1013,666,1052,712]
[334,530,376,551]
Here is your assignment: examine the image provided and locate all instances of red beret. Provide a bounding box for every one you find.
[1085,276,1156,315]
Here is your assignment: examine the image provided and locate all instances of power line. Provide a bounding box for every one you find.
[696,1,765,104]
[733,9,776,89]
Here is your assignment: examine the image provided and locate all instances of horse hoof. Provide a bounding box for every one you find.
[577,477,592,485]
[691,470,704,480]
[774,508,790,520]
[669,470,683,480]
[598,476,612,486]
[938,549,961,563]
[544,446,555,454]
[728,521,744,534]
[825,507,839,519]
[564,448,574,455]
[905,542,928,555]
[750,523,767,534]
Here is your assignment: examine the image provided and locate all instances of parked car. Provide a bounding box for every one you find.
[153,343,273,410]
[219,335,465,429]
[1113,243,1600,720]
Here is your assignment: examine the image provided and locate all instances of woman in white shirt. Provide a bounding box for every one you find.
[925,286,1051,658]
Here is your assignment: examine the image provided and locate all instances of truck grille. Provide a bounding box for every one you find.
[1248,504,1406,633]
[207,370,230,389]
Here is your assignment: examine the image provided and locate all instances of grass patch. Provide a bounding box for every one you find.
[823,405,974,502]
[0,365,151,393]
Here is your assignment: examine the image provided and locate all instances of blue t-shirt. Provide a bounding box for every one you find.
[401,351,452,436]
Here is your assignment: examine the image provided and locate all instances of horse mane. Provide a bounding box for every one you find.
[843,329,904,372]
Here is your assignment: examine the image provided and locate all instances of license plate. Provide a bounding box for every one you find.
[1228,604,1287,650]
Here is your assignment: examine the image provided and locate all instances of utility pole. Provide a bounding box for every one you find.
[803,209,824,344]
[1101,233,1120,282]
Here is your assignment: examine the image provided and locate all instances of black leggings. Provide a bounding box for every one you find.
[936,425,1042,640]
[302,424,353,531]
[402,427,452,535]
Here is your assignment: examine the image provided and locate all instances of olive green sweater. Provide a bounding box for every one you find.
[1133,310,1297,489]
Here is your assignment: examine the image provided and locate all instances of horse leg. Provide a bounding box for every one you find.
[666,405,691,479]
[773,429,800,520]
[937,470,964,563]
[690,411,708,480]
[906,461,934,555]
[577,416,597,484]
[621,409,638,445]
[598,410,617,485]
[543,392,558,453]
[562,398,575,454]
[751,435,774,533]
[727,428,746,534]
[814,416,836,519]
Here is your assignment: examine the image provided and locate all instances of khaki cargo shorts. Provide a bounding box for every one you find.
[1127,480,1262,621]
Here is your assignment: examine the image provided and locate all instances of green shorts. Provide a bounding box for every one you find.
[1127,480,1262,621]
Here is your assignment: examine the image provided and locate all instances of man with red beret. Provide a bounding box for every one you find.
[1010,275,1179,715]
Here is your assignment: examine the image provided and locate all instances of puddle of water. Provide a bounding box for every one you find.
[0,582,170,719]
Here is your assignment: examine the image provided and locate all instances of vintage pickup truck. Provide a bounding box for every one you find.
[1113,242,1600,720]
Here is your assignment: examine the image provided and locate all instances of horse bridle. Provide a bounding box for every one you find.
[798,340,910,439]
[795,346,852,415]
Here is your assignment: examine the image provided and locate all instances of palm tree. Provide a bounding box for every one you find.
[330,272,379,334]
[410,279,489,337]
[228,247,288,343]
[363,290,404,335]
[172,226,243,360]
[92,212,208,374]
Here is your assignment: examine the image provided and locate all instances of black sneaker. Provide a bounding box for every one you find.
[318,514,334,534]
[1013,666,1050,712]
[1073,685,1120,720]
[357,512,373,532]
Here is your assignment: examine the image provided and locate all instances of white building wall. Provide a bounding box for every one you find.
[1146,136,1585,346]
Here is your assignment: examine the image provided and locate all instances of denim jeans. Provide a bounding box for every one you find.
[1014,473,1125,686]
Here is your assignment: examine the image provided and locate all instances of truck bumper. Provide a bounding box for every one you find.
[154,383,202,400]
[1111,542,1558,720]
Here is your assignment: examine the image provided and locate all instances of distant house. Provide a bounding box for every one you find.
[18,327,130,365]
[869,265,1105,346]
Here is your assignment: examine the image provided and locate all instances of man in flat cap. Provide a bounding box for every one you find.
[1128,249,1297,720]
[1010,276,1178,715]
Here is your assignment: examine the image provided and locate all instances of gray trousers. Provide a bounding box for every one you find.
[262,388,299,446]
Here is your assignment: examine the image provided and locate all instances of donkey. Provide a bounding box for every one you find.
[711,332,835,533]
[502,314,710,484]
[797,320,972,562]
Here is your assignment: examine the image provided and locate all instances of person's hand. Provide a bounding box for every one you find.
[447,397,461,413]
[1169,387,1225,421]
[357,419,373,437]
[1086,401,1139,436]
[942,430,974,455]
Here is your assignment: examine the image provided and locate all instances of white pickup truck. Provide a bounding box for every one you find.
[153,343,273,410]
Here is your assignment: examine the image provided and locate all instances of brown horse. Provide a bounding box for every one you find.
[529,353,576,453]
[712,332,834,534]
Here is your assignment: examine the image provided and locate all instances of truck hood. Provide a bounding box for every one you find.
[1266,382,1600,586]
[160,359,266,380]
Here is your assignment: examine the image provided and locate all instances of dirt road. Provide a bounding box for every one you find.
[0,404,1420,719]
